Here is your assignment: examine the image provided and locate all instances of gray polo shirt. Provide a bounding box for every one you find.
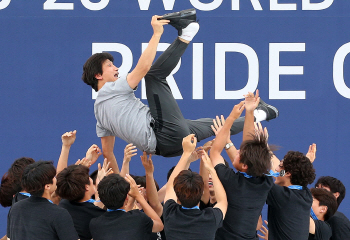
[94,75,157,154]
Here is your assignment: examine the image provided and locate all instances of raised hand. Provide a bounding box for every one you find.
[306,143,316,163]
[141,152,154,174]
[151,15,169,37]
[201,150,215,172]
[211,115,226,136]
[124,143,137,163]
[182,134,197,153]
[85,144,102,166]
[229,101,245,119]
[254,122,268,141]
[244,90,260,112]
[125,174,140,199]
[97,158,112,182]
[61,130,76,147]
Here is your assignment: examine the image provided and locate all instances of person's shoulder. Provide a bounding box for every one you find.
[328,211,350,225]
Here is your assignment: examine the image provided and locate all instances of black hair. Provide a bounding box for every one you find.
[315,176,346,206]
[82,52,114,91]
[311,188,338,221]
[98,174,130,210]
[22,161,56,197]
[283,151,316,187]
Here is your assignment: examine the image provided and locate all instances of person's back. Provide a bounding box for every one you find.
[327,211,350,239]
[215,166,273,240]
[8,196,78,240]
[59,199,105,240]
[90,209,153,240]
[267,185,312,239]
[7,161,78,240]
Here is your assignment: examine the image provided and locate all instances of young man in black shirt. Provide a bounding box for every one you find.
[315,176,350,240]
[90,173,163,240]
[163,134,227,240]
[56,163,109,240]
[309,188,338,240]
[268,151,316,240]
[7,161,79,240]
[210,92,275,240]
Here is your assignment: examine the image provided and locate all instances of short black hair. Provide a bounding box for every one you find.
[311,188,338,221]
[239,133,272,177]
[0,157,35,207]
[82,52,114,91]
[315,176,346,206]
[98,174,130,210]
[56,165,90,202]
[133,175,160,191]
[283,151,316,187]
[22,161,56,197]
[90,169,98,185]
[173,170,204,208]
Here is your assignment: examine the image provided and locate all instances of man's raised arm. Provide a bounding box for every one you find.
[126,16,169,89]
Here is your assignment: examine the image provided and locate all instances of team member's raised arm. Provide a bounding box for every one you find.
[243,91,260,142]
[201,151,227,218]
[57,130,76,175]
[126,16,169,89]
[164,134,197,203]
[210,102,245,167]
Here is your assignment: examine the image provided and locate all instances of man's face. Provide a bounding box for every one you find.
[311,197,323,219]
[101,59,119,82]
[274,160,287,186]
[49,177,57,194]
[233,150,243,171]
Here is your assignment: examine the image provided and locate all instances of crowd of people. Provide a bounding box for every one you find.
[1,8,350,240]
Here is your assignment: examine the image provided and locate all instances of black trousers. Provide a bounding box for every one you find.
[145,38,244,157]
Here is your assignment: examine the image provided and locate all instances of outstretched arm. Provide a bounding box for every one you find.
[201,151,227,218]
[57,130,76,175]
[210,102,245,167]
[120,143,137,177]
[243,91,260,142]
[101,136,119,174]
[126,16,169,89]
[164,134,198,204]
[141,152,163,217]
[212,115,238,165]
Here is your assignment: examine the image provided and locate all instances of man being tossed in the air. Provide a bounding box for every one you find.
[82,9,278,174]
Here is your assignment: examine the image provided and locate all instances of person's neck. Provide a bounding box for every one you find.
[79,194,93,203]
[41,191,52,200]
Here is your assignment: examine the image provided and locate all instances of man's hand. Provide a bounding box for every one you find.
[229,101,245,119]
[125,174,141,199]
[124,143,137,163]
[85,144,102,166]
[182,134,197,154]
[306,143,316,163]
[202,140,214,153]
[201,150,215,172]
[254,122,269,142]
[244,90,260,112]
[97,158,112,182]
[257,220,269,240]
[61,130,77,147]
[75,157,90,167]
[211,115,231,144]
[151,15,169,37]
[141,152,154,174]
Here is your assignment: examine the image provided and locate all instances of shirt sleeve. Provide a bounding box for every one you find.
[210,207,224,229]
[313,220,332,240]
[139,211,154,234]
[96,122,113,138]
[214,163,235,187]
[163,199,177,221]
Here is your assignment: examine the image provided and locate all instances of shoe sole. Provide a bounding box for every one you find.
[160,8,196,21]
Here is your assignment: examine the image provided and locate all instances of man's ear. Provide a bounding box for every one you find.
[95,73,103,80]
[320,205,328,214]
[85,184,90,192]
[334,192,340,199]
[241,164,248,170]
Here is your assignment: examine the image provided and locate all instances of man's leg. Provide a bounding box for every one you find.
[145,38,191,157]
